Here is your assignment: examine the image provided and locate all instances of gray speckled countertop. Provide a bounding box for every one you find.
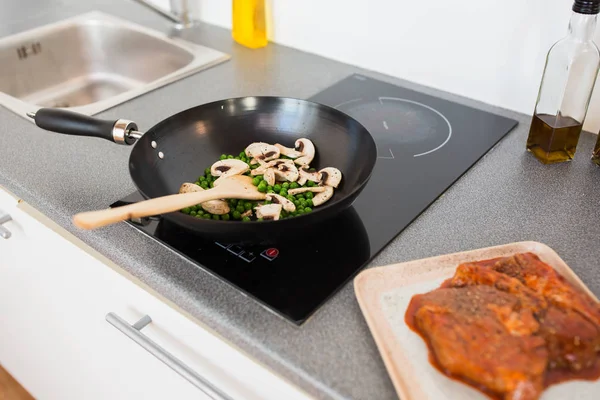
[2,1,600,399]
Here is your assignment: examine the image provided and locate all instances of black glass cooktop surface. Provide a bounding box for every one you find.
[113,74,518,325]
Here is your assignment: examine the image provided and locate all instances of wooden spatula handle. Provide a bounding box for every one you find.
[73,189,226,230]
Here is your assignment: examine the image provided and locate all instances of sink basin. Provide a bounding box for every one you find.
[0,11,230,120]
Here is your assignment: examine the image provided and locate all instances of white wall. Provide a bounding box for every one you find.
[155,0,600,132]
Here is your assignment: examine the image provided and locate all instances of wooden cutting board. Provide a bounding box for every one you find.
[354,241,600,400]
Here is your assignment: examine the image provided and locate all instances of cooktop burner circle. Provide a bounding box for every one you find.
[336,96,452,157]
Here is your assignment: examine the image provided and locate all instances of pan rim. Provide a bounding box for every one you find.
[128,95,377,225]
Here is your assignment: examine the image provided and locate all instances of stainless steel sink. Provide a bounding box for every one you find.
[0,11,230,120]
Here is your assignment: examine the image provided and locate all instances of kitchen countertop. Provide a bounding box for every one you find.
[2,1,600,399]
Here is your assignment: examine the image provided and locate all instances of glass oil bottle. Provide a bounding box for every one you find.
[232,0,268,49]
[526,0,600,164]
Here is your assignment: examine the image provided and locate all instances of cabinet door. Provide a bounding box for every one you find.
[0,187,310,400]
[0,189,209,399]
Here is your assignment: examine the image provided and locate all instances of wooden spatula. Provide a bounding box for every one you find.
[73,175,266,230]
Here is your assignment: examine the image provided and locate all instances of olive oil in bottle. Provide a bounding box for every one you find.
[526,1,600,164]
[592,133,600,165]
[232,0,268,49]
[526,114,584,164]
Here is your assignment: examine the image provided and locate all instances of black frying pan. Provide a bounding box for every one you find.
[30,97,377,242]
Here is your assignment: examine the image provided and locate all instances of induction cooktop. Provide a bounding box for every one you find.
[112,74,518,325]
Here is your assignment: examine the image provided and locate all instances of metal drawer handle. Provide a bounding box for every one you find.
[106,312,233,400]
[0,213,12,239]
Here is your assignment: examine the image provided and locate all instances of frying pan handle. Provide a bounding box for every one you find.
[27,108,140,145]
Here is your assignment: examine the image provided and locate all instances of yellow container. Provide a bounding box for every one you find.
[232,0,268,49]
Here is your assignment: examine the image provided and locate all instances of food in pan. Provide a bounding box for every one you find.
[179,138,342,221]
[405,252,600,400]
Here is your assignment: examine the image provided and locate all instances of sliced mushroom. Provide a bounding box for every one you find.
[312,186,334,206]
[294,138,316,166]
[251,159,295,175]
[254,203,283,221]
[210,159,249,178]
[179,182,202,194]
[244,142,280,163]
[297,166,322,185]
[287,187,327,195]
[244,142,269,156]
[263,168,276,186]
[319,167,342,188]
[266,193,296,212]
[274,143,303,159]
[241,209,253,218]
[178,182,230,215]
[273,162,299,182]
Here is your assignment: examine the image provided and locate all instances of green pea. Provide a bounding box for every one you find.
[267,185,273,191]
[234,156,240,160]
[305,191,314,199]
[257,218,264,221]
[293,200,300,207]
[242,216,251,222]
[230,199,238,206]
[201,182,209,189]
[220,154,227,160]
[297,208,305,214]
[282,182,290,189]
[190,205,198,211]
[182,207,191,214]
[273,184,282,192]
[251,164,259,169]
[307,180,316,187]
[290,182,299,189]
[222,214,230,221]
[279,188,288,196]
[309,168,316,172]
[195,214,203,218]
[252,177,261,186]
[239,151,246,158]
[306,199,313,207]
[190,210,197,216]
[227,155,234,159]
[233,210,242,220]
[205,167,211,175]
[210,181,215,188]
[300,199,307,207]
[304,207,312,213]
[195,181,200,186]
[287,195,295,201]
[258,185,267,193]
[264,200,272,205]
[296,193,304,200]
[199,176,207,182]
[236,204,245,213]
[212,214,220,220]
[244,202,253,211]
[203,214,211,219]
[197,210,205,216]
[267,189,275,194]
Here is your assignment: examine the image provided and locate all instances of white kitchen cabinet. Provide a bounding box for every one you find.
[0,186,310,400]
